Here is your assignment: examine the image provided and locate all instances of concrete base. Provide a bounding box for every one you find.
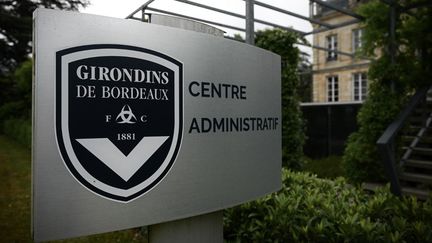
[148,211,223,243]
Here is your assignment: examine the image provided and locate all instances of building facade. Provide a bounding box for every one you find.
[310,0,370,103]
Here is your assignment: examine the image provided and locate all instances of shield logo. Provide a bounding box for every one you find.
[56,44,183,202]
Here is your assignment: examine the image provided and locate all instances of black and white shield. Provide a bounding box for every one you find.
[56,45,183,202]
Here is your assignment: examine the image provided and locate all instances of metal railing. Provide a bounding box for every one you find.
[125,0,369,59]
[376,86,431,196]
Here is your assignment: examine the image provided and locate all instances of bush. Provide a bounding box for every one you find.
[342,81,406,183]
[224,170,432,242]
[304,156,343,179]
[0,100,28,126]
[0,60,32,145]
[0,59,32,133]
[3,118,31,148]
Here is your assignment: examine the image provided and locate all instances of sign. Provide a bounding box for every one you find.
[33,9,281,241]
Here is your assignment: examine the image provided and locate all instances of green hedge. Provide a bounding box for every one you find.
[224,170,432,242]
[3,118,31,148]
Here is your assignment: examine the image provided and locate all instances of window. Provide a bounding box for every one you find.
[352,28,364,53]
[326,35,338,61]
[353,72,367,101]
[327,75,339,102]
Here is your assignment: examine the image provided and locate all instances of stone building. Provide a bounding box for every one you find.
[310,0,369,103]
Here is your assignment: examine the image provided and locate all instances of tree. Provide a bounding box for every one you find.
[0,0,88,138]
[0,0,89,77]
[255,29,306,169]
[343,0,432,183]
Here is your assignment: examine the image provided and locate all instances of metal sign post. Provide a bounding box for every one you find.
[149,211,223,243]
[145,14,225,243]
[245,0,255,45]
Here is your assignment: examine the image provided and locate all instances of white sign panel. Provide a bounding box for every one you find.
[33,9,281,241]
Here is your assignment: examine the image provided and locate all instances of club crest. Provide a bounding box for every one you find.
[55,44,183,202]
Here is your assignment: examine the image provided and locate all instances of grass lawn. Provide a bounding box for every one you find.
[303,156,344,179]
[0,135,146,243]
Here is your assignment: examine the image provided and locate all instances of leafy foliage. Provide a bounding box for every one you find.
[343,0,432,183]
[1,0,88,142]
[359,0,432,88]
[255,29,306,169]
[304,156,343,179]
[0,0,88,76]
[3,118,31,148]
[0,59,32,130]
[0,60,32,147]
[224,169,432,242]
[343,81,406,183]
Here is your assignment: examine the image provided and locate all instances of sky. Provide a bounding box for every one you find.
[80,0,313,56]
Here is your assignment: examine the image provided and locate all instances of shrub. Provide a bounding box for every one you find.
[13,59,32,107]
[3,118,31,148]
[303,156,343,179]
[0,59,32,133]
[224,170,432,242]
[0,60,32,146]
[342,81,406,183]
[0,100,28,126]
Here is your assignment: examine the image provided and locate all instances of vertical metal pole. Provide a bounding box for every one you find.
[145,16,224,243]
[327,106,332,156]
[389,0,396,91]
[378,143,402,196]
[149,211,223,243]
[245,0,255,45]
